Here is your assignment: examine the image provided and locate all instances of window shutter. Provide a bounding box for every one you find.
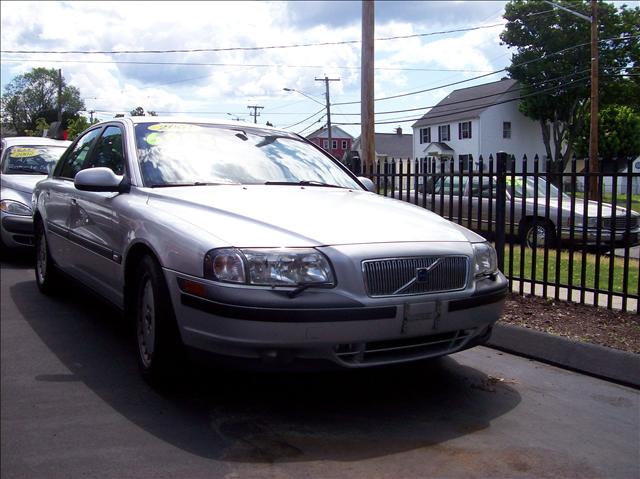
[458,123,462,140]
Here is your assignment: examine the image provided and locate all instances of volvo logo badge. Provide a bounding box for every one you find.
[416,259,441,283]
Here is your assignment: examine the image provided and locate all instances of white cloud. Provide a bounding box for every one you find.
[1,1,513,135]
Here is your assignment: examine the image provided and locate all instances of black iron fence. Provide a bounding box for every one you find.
[347,153,639,313]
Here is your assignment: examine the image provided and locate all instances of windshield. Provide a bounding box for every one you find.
[1,145,67,175]
[134,122,361,189]
[507,176,568,199]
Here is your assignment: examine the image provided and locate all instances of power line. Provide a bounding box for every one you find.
[297,115,326,136]
[281,107,326,129]
[331,68,593,117]
[1,23,505,55]
[332,73,638,126]
[0,57,497,73]
[331,33,639,106]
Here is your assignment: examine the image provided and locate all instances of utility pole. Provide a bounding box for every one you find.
[589,0,599,200]
[315,75,340,156]
[247,105,264,124]
[361,0,375,177]
[544,0,598,199]
[57,69,63,124]
[89,110,95,122]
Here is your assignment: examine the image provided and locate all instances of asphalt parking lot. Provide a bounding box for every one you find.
[1,252,639,479]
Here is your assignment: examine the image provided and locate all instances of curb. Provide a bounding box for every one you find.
[487,323,640,388]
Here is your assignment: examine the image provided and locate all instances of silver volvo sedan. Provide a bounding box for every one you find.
[33,117,507,383]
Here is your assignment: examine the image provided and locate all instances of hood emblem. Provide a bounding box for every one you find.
[393,258,442,295]
[416,258,442,283]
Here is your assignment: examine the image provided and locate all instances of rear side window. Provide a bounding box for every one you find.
[58,128,101,179]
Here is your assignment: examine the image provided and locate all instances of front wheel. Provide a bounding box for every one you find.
[521,219,556,249]
[134,255,185,384]
[34,219,60,294]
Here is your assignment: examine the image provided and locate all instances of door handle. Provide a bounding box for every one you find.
[71,198,77,205]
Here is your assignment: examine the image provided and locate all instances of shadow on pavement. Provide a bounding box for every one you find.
[11,278,521,463]
[0,248,34,270]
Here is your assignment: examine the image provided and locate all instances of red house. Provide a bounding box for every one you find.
[306,126,354,158]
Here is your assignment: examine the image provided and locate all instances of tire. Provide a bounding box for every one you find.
[133,254,185,385]
[34,218,60,294]
[521,219,556,249]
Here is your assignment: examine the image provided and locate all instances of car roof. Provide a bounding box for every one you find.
[1,136,71,148]
[111,116,284,133]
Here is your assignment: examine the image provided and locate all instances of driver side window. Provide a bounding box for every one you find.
[86,126,125,175]
[58,128,101,179]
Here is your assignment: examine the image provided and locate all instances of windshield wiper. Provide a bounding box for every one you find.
[263,180,344,188]
[6,168,46,174]
[148,182,227,188]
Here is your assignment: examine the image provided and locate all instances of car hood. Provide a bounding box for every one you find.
[146,185,473,247]
[532,198,638,218]
[0,174,46,194]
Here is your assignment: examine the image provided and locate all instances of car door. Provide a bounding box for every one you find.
[434,175,466,223]
[44,127,102,271]
[67,124,128,305]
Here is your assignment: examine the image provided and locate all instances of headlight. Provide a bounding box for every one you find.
[472,242,497,279]
[0,199,32,216]
[205,247,335,287]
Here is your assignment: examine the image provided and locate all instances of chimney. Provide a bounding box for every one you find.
[396,126,402,136]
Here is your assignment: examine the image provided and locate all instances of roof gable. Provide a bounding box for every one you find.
[412,78,519,128]
[306,125,354,140]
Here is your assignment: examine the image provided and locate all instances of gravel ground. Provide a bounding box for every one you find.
[500,293,640,354]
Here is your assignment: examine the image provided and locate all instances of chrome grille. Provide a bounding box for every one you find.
[602,216,638,230]
[363,256,468,297]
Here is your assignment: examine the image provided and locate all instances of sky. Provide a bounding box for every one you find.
[0,1,560,138]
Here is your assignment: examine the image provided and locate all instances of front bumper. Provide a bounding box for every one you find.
[559,226,640,248]
[166,268,508,368]
[0,212,34,248]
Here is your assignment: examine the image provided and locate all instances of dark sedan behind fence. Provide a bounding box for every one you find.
[346,153,639,314]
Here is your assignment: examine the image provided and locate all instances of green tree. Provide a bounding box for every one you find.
[129,106,157,116]
[574,105,640,161]
[500,0,639,170]
[66,116,99,141]
[0,68,85,135]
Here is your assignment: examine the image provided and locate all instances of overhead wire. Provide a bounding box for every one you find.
[333,71,634,126]
[331,33,639,106]
[1,23,506,55]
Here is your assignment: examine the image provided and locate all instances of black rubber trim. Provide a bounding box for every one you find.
[46,221,68,238]
[448,288,508,312]
[45,221,122,264]
[181,293,397,322]
[68,231,113,261]
[1,215,33,234]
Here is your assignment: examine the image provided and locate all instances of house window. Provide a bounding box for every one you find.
[503,121,511,139]
[420,127,431,144]
[458,121,472,139]
[438,125,450,142]
[332,140,337,150]
[341,140,348,150]
[323,140,329,149]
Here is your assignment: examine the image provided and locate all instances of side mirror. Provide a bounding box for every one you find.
[75,167,124,192]
[357,176,376,193]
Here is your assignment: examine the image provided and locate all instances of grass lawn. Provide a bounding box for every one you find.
[501,245,639,296]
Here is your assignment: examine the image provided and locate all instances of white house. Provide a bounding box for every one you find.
[412,78,547,172]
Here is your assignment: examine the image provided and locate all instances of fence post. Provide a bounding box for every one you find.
[495,151,507,272]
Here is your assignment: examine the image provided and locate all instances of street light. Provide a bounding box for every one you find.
[282,88,325,107]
